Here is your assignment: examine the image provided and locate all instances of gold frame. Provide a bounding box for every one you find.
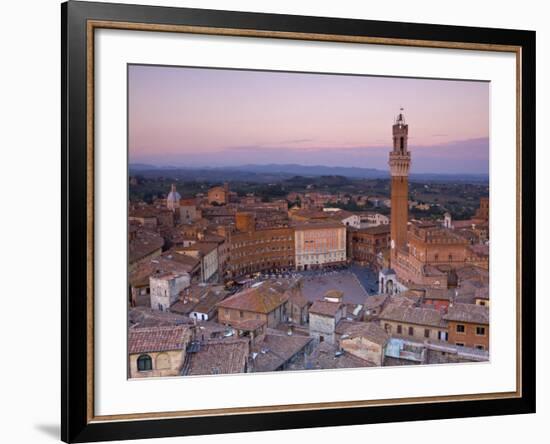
[86,20,523,424]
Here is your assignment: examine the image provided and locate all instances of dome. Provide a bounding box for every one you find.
[167,190,181,202]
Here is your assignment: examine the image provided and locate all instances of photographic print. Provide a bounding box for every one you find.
[127,65,490,378]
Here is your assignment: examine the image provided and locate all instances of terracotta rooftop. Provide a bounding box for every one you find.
[444,303,489,325]
[338,321,390,346]
[163,251,201,269]
[306,342,375,370]
[186,339,249,376]
[379,303,446,328]
[229,318,266,331]
[424,288,455,301]
[251,329,313,372]
[456,266,489,283]
[288,289,309,308]
[128,325,189,354]
[128,229,164,264]
[129,254,193,287]
[309,300,343,317]
[128,307,190,328]
[180,241,219,256]
[358,225,391,235]
[217,282,289,314]
[363,294,389,310]
[192,290,227,315]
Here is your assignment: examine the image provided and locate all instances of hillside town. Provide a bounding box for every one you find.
[128,113,490,378]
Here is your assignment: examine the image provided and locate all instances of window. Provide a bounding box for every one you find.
[408,326,414,336]
[239,311,244,318]
[456,324,465,333]
[476,326,486,336]
[455,342,465,347]
[424,329,430,338]
[397,325,402,334]
[137,354,153,372]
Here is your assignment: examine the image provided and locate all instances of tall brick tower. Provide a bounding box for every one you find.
[389,110,411,262]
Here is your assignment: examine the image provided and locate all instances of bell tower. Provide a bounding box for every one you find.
[389,110,411,262]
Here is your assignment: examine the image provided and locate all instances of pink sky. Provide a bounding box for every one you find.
[128,65,489,174]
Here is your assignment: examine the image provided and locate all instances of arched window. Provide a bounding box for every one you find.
[137,354,152,372]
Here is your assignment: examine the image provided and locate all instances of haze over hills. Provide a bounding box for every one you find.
[128,163,488,183]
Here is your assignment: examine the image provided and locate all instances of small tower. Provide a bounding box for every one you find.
[389,110,411,262]
[166,183,181,212]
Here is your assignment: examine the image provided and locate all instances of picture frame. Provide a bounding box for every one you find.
[61,1,536,442]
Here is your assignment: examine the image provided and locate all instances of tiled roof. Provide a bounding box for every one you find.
[217,282,289,314]
[424,288,455,301]
[192,290,227,314]
[363,294,388,310]
[444,303,489,325]
[288,289,309,308]
[338,321,390,346]
[128,307,190,328]
[163,251,201,269]
[229,318,266,331]
[180,241,219,256]
[129,254,193,287]
[186,339,249,375]
[309,300,343,317]
[359,225,391,235]
[379,303,446,328]
[455,265,489,283]
[251,329,313,372]
[306,342,375,370]
[128,325,189,354]
[129,229,164,264]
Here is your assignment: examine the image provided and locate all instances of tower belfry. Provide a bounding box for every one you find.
[389,110,411,262]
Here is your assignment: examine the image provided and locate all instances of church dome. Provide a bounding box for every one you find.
[167,190,181,202]
[166,184,181,205]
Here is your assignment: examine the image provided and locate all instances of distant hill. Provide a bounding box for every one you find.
[128,163,488,183]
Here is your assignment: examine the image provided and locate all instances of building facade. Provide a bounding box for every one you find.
[207,183,229,205]
[128,325,190,378]
[149,272,191,312]
[294,223,346,271]
[445,303,490,350]
[349,225,391,268]
[227,227,295,277]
